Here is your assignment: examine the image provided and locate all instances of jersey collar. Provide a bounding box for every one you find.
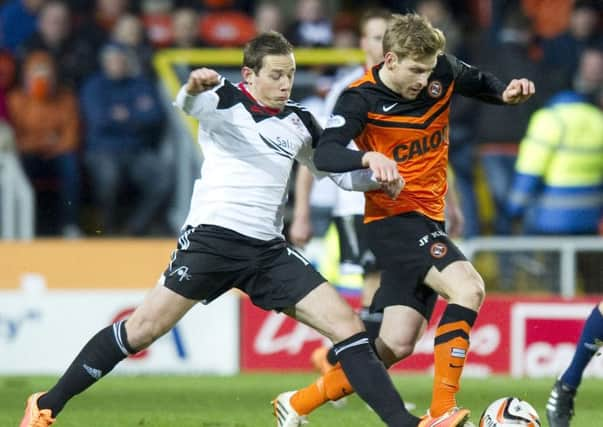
[237,82,283,115]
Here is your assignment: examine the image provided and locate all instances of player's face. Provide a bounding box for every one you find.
[385,53,438,100]
[360,18,387,67]
[246,54,296,110]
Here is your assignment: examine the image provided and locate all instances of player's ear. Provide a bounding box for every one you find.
[384,51,398,70]
[241,66,254,85]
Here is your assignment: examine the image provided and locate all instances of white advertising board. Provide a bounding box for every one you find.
[0,290,239,375]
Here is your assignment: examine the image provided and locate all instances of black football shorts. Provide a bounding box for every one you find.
[163,224,326,311]
[366,212,467,320]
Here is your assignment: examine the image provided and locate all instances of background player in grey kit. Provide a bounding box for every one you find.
[19,31,419,427]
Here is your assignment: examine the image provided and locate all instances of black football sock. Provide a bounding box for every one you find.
[334,332,419,427]
[38,321,135,416]
[327,309,383,365]
[327,346,338,365]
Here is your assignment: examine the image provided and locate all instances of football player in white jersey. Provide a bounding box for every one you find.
[20,32,421,427]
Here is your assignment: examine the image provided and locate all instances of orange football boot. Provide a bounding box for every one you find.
[19,392,55,427]
[418,407,471,427]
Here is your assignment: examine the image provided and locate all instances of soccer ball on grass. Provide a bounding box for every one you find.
[479,397,541,426]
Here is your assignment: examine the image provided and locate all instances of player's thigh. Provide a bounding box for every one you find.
[362,271,381,306]
[424,260,485,309]
[126,277,197,349]
[289,281,363,343]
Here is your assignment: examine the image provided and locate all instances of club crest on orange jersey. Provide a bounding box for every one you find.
[428,80,442,98]
[430,242,447,258]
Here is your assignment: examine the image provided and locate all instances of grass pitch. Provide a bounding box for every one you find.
[2,373,599,426]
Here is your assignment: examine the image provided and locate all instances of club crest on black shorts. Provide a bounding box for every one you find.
[430,242,448,259]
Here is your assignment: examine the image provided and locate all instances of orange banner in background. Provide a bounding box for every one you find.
[0,239,175,289]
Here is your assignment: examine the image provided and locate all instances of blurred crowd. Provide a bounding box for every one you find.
[0,0,601,239]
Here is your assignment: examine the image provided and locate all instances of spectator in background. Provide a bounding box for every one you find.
[7,51,81,237]
[254,2,284,34]
[141,0,175,48]
[184,0,256,15]
[0,87,8,123]
[80,43,171,236]
[0,0,44,53]
[111,14,155,77]
[508,89,603,234]
[416,0,462,55]
[70,0,129,59]
[508,78,603,293]
[197,1,256,46]
[20,1,100,89]
[94,0,129,31]
[0,49,16,121]
[286,0,333,47]
[573,47,603,102]
[521,0,574,39]
[474,10,543,236]
[331,12,358,49]
[171,7,204,48]
[542,1,603,89]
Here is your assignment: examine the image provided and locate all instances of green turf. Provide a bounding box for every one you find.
[2,373,599,426]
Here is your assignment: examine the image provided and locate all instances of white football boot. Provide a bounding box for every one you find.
[272,391,308,427]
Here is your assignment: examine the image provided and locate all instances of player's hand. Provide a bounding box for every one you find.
[502,78,535,104]
[380,176,405,200]
[361,152,401,184]
[445,203,465,238]
[186,68,221,95]
[288,215,312,248]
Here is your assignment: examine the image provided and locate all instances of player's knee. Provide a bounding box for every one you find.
[457,274,485,310]
[445,267,485,310]
[378,335,415,364]
[388,341,414,362]
[125,315,170,351]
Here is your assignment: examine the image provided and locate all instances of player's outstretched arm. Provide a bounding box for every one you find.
[502,78,535,104]
[185,67,221,95]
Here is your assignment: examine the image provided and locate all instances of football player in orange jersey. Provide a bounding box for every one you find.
[275,12,534,427]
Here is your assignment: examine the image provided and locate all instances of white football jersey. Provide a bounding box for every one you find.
[174,77,377,240]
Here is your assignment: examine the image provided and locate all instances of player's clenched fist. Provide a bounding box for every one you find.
[361,151,401,184]
[186,67,221,95]
[380,176,405,200]
[502,78,535,104]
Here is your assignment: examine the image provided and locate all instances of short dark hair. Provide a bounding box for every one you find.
[243,31,294,73]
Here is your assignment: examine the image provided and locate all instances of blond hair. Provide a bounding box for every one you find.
[383,13,446,60]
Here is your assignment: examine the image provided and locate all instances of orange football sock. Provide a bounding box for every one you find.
[290,363,355,415]
[430,304,477,418]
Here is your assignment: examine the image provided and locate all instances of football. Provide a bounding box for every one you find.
[479,397,541,426]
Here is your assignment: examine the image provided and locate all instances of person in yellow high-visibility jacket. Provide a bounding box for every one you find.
[508,90,603,235]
